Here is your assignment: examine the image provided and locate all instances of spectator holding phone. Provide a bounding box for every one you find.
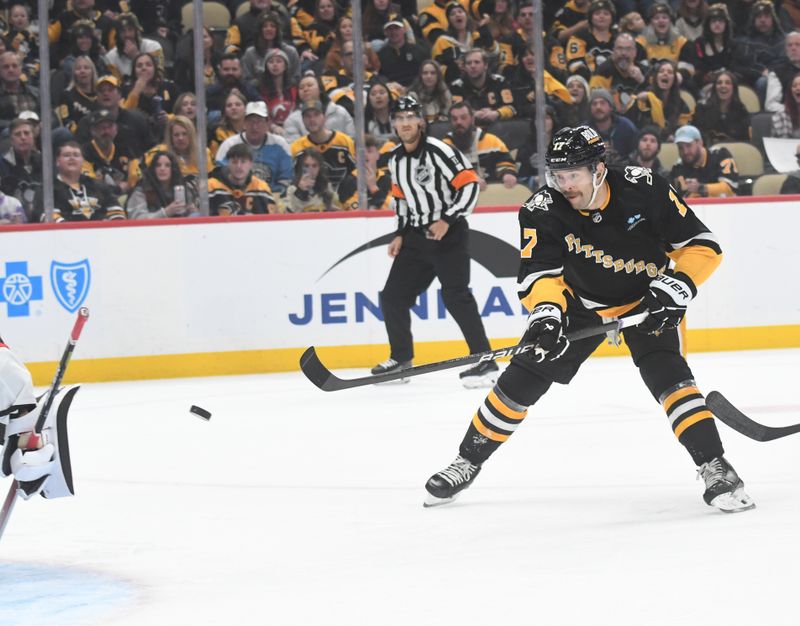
[285,148,341,212]
[126,150,198,219]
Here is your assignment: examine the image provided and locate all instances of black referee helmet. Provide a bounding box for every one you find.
[392,96,423,117]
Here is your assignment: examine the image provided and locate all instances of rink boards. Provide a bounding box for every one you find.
[1,197,798,384]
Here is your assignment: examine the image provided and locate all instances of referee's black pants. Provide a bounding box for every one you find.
[379,219,491,362]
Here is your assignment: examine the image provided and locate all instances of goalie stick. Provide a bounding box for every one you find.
[0,307,89,543]
[707,391,800,442]
[300,311,649,392]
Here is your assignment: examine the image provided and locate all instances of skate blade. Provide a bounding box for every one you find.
[460,374,498,389]
[710,487,756,513]
[375,377,410,385]
[423,492,459,508]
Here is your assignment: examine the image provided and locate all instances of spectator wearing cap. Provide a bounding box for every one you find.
[736,0,786,99]
[431,3,496,83]
[0,51,38,133]
[626,124,669,178]
[255,49,298,128]
[635,3,694,85]
[82,109,133,195]
[590,32,648,112]
[241,11,301,83]
[209,143,278,215]
[206,54,262,120]
[670,124,739,197]
[58,55,98,135]
[561,74,591,126]
[105,12,164,82]
[215,101,293,195]
[566,0,617,81]
[443,101,517,189]
[290,99,356,192]
[584,87,639,167]
[378,17,428,86]
[450,49,515,126]
[33,140,125,222]
[76,75,155,156]
[283,74,355,144]
[363,0,414,49]
[0,117,41,220]
[48,0,115,61]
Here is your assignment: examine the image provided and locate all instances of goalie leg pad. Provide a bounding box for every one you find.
[1,386,79,500]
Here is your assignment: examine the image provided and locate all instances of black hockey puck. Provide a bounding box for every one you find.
[189,405,212,421]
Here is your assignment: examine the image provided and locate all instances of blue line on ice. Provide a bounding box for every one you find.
[0,562,135,626]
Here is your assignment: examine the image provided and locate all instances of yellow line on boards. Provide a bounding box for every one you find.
[25,325,800,385]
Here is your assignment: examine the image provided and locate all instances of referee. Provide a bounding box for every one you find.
[372,96,498,388]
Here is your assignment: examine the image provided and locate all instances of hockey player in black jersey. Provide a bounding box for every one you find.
[424,125,755,513]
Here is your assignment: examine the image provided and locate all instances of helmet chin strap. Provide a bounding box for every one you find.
[576,165,608,211]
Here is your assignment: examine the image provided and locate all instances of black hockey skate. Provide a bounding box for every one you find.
[459,360,499,389]
[370,358,412,383]
[424,455,481,507]
[697,456,755,513]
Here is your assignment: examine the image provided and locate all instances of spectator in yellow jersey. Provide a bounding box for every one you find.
[443,101,517,189]
[419,0,469,45]
[509,47,573,121]
[671,124,738,197]
[626,59,693,140]
[636,3,693,84]
[209,89,248,155]
[290,99,356,191]
[209,144,277,215]
[450,49,515,126]
[551,0,591,44]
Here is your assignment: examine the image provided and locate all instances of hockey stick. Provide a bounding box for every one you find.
[300,311,649,392]
[707,391,800,442]
[0,307,90,542]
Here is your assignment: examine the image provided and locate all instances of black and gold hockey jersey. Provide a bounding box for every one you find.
[566,27,615,79]
[450,73,516,120]
[669,146,738,198]
[550,0,590,42]
[34,175,125,222]
[442,128,516,182]
[82,140,133,193]
[418,0,470,44]
[517,167,722,316]
[208,168,276,215]
[57,87,97,134]
[290,131,356,190]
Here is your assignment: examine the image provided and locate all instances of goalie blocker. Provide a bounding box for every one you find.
[1,386,79,500]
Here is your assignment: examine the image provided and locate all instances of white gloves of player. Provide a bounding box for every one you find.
[640,270,697,334]
[524,303,570,362]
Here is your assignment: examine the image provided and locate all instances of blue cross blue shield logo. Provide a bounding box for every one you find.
[0,261,43,317]
[50,259,91,313]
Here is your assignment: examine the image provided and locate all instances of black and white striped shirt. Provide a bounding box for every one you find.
[388,135,480,231]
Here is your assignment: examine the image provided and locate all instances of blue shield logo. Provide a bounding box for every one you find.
[50,260,91,313]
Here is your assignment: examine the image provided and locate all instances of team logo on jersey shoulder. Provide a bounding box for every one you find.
[522,190,553,212]
[414,164,432,185]
[624,166,653,185]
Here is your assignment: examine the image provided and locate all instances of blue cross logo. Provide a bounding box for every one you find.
[0,261,43,317]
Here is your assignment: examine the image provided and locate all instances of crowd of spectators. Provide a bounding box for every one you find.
[2,0,800,223]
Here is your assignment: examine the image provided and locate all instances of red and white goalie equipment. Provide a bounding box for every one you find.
[0,343,78,500]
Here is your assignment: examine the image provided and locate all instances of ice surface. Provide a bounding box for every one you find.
[1,349,799,626]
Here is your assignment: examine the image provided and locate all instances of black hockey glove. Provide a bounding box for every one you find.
[640,270,697,335]
[523,303,569,363]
